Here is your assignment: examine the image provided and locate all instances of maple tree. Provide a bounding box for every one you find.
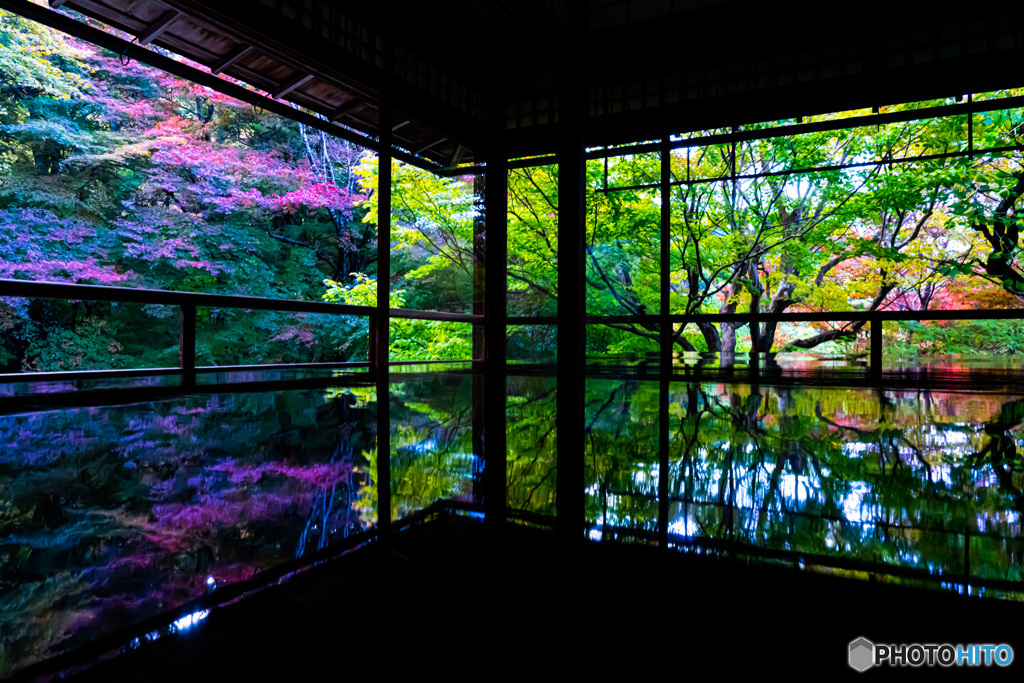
[0,11,373,370]
[501,102,1024,358]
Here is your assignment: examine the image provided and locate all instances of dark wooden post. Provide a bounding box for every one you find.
[375,92,392,541]
[367,310,377,366]
[870,316,882,380]
[658,377,670,548]
[964,525,971,586]
[484,136,508,533]
[472,171,487,506]
[749,311,760,373]
[179,304,196,386]
[659,136,671,548]
[660,136,671,374]
[556,14,586,543]
[473,174,487,362]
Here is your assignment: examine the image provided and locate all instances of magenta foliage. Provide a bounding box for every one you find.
[269,321,318,347]
[1,33,365,297]
[210,458,352,486]
[140,119,362,219]
[0,209,132,284]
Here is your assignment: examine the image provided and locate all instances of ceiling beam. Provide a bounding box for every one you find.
[138,10,181,45]
[47,0,66,7]
[415,137,446,155]
[270,73,314,99]
[329,100,362,122]
[158,0,486,154]
[0,0,450,173]
[448,144,465,167]
[210,44,253,75]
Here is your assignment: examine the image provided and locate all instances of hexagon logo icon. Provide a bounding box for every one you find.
[849,637,875,672]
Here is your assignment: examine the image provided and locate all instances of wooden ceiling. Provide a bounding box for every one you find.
[5,0,1024,168]
[12,0,496,170]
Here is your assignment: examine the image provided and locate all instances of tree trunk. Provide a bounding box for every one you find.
[718,281,742,355]
[783,284,895,351]
[696,321,721,352]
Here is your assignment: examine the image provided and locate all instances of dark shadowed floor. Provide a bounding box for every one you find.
[29,511,1020,682]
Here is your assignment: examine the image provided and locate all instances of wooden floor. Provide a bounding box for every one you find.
[19,512,1024,681]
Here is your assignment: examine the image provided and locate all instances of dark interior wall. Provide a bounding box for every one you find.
[506,1,1024,154]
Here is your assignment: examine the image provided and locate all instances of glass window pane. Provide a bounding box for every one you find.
[388,160,478,314]
[507,164,559,318]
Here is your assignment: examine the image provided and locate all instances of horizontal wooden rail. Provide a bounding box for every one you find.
[588,309,1024,324]
[0,279,482,322]
[0,279,373,316]
[4,279,1022,384]
[513,310,1024,326]
[0,361,371,384]
[388,308,483,323]
[7,276,1010,327]
[0,280,481,380]
[507,316,558,325]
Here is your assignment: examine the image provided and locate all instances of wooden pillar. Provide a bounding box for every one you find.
[375,93,392,541]
[179,304,196,386]
[749,309,760,359]
[658,138,671,547]
[658,377,670,548]
[870,317,882,380]
[484,135,508,533]
[367,311,377,366]
[556,24,586,543]
[473,174,487,362]
[660,136,671,373]
[472,173,487,505]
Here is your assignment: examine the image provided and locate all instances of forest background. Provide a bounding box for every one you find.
[4,9,1024,372]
